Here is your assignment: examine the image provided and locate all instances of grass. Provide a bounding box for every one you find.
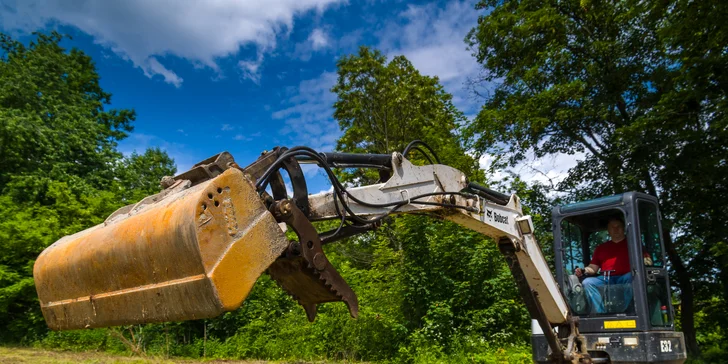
[0,347,271,364]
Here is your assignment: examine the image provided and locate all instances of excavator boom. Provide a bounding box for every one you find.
[34,146,588,363]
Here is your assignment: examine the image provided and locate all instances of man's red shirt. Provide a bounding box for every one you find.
[590,239,631,276]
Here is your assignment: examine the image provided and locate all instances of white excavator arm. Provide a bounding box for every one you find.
[34,145,588,363]
[304,152,570,325]
[297,151,587,363]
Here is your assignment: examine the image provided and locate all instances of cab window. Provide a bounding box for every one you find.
[560,210,634,316]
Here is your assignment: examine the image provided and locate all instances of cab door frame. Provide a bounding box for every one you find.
[633,195,676,329]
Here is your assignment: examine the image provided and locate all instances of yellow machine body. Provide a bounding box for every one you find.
[33,169,289,330]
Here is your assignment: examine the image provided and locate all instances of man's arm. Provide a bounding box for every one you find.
[575,264,599,277]
[576,245,601,277]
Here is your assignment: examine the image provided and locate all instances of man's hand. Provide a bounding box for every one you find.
[575,265,597,277]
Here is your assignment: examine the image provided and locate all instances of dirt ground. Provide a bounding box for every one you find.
[0,347,272,364]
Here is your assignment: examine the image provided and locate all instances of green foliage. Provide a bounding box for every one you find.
[327,46,528,361]
[40,329,126,353]
[466,0,667,195]
[392,215,528,347]
[114,148,177,203]
[0,32,134,194]
[0,182,125,342]
[467,0,728,357]
[332,46,483,183]
[0,32,175,344]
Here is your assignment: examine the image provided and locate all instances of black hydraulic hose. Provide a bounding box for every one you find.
[403,146,434,164]
[295,152,392,168]
[257,147,400,224]
[402,140,441,164]
[257,146,480,224]
[466,182,511,206]
[256,148,372,224]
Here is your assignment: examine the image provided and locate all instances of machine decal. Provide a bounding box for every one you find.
[485,208,509,225]
[494,212,509,224]
[603,320,636,329]
[660,340,673,353]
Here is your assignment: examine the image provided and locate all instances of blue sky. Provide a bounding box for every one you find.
[1,0,493,193]
[1,0,584,193]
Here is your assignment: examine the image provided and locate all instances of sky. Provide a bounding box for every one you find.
[0,0,582,193]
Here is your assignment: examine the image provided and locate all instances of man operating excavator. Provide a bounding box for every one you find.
[575,217,652,314]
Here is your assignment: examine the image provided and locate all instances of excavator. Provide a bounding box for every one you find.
[33,142,686,363]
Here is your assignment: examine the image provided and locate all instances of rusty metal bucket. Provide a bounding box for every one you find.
[33,168,289,330]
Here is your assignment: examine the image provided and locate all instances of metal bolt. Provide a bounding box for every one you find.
[313,253,327,271]
[279,200,292,216]
[288,241,301,256]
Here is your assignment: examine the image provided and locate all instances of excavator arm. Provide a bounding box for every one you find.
[34,145,589,363]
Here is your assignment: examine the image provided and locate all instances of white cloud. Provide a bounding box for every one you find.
[221,124,235,131]
[479,149,589,189]
[272,71,340,152]
[0,0,343,86]
[309,28,329,50]
[316,185,335,195]
[478,154,506,181]
[376,1,484,114]
[238,52,265,84]
[144,57,183,88]
[519,151,588,187]
[293,27,336,61]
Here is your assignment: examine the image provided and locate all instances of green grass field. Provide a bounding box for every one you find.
[0,347,271,364]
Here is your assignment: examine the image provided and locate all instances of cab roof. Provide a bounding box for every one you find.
[552,192,658,233]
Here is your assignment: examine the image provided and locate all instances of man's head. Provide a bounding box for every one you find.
[607,217,626,242]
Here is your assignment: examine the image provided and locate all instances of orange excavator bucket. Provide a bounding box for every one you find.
[34,167,289,330]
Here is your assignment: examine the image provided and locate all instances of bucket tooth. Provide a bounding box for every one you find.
[267,252,358,321]
[303,304,317,323]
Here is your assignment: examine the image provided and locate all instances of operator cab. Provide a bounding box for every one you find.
[531,192,686,363]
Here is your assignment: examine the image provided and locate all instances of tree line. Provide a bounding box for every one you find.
[1,0,726,362]
[465,0,727,358]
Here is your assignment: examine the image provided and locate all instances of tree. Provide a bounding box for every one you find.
[114,147,176,203]
[331,47,528,355]
[650,2,728,357]
[0,31,175,342]
[466,0,728,355]
[0,32,135,196]
[332,46,482,182]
